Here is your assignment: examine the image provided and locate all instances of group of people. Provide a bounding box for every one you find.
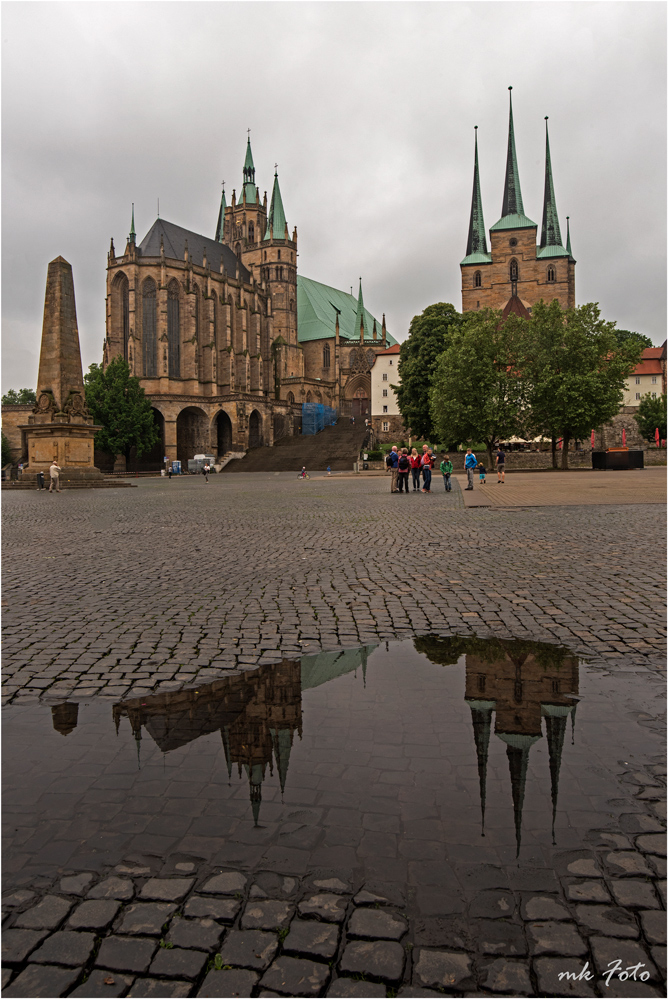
[386,444,507,493]
[385,444,451,494]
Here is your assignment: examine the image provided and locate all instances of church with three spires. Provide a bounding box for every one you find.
[103,138,396,469]
[461,88,576,319]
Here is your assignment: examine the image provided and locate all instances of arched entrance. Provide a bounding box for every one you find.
[352,386,369,419]
[177,407,209,466]
[216,410,233,456]
[248,410,263,448]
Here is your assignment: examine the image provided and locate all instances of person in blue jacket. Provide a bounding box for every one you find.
[464,448,477,490]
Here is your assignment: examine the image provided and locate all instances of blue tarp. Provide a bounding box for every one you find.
[302,403,337,435]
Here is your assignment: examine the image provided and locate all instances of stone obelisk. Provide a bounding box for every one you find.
[20,256,103,483]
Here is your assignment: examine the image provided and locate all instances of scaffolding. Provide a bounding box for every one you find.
[301,403,337,435]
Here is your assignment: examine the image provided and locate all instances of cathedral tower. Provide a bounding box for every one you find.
[461,90,576,314]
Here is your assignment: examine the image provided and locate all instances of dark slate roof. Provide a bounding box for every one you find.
[137,218,250,282]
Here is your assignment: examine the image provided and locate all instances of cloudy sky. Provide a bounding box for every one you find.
[2,1,665,393]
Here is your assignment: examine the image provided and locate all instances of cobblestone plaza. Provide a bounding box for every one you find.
[2,471,666,997]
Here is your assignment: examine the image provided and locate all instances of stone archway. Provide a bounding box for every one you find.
[249,410,263,448]
[177,407,209,466]
[352,386,369,419]
[216,410,233,456]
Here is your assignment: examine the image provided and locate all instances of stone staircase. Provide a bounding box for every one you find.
[223,422,367,472]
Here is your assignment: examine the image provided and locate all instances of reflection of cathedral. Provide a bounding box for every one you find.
[465,643,578,855]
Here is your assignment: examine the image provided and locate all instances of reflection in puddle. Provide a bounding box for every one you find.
[4,636,661,888]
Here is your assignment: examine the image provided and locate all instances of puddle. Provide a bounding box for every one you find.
[3,637,665,894]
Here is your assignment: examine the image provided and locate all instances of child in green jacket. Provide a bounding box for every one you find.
[440,455,453,492]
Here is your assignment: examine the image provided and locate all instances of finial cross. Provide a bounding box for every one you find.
[247,127,251,136]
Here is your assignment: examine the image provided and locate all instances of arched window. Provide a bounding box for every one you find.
[287,391,295,404]
[112,272,130,362]
[509,259,519,282]
[323,343,331,368]
[264,251,267,261]
[306,391,312,403]
[248,222,255,243]
[547,266,556,283]
[142,277,157,377]
[474,271,482,288]
[167,280,180,378]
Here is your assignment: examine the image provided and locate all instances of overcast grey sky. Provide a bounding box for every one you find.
[2,1,666,393]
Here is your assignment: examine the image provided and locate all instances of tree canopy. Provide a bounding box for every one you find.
[430,308,527,467]
[634,393,667,442]
[614,329,653,350]
[84,358,159,460]
[1,432,13,467]
[395,303,461,439]
[522,301,644,468]
[2,388,36,405]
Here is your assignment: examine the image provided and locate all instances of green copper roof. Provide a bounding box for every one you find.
[536,244,569,259]
[241,138,257,204]
[354,279,365,337]
[566,216,575,261]
[540,119,564,249]
[463,128,491,265]
[296,275,396,346]
[490,212,536,232]
[215,188,227,242]
[492,88,536,231]
[264,171,287,239]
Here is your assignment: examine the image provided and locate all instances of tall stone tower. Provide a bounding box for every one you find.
[461,89,576,314]
[219,139,302,395]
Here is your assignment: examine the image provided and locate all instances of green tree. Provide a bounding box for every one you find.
[523,301,644,469]
[84,358,159,463]
[634,393,667,443]
[1,431,14,467]
[614,329,653,350]
[2,388,36,405]
[430,308,527,468]
[395,303,461,439]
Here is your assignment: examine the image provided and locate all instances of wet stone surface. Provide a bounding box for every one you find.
[2,480,666,996]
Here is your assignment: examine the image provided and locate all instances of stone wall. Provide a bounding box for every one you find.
[1,406,32,462]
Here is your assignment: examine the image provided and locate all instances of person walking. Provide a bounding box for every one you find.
[478,464,487,485]
[397,449,410,493]
[464,448,477,490]
[496,448,506,484]
[203,462,210,482]
[440,453,453,491]
[421,449,432,493]
[49,460,62,493]
[386,446,399,492]
[409,448,421,491]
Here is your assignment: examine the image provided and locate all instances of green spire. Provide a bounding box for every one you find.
[566,216,573,259]
[215,186,227,242]
[468,700,495,834]
[544,711,569,845]
[355,278,365,338]
[502,88,524,217]
[270,727,293,794]
[129,203,136,244]
[462,128,492,265]
[241,137,257,204]
[491,89,536,231]
[540,118,563,248]
[264,169,287,239]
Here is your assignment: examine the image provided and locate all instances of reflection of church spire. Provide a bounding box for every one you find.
[245,763,265,826]
[270,727,293,794]
[221,726,233,780]
[499,733,541,858]
[542,704,573,844]
[570,701,577,744]
[361,647,368,688]
[467,700,494,834]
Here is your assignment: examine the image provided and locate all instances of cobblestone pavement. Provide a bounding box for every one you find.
[2,473,665,705]
[456,468,666,509]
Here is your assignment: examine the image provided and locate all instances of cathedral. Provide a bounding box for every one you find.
[461,89,576,318]
[103,139,396,468]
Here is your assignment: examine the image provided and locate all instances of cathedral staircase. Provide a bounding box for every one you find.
[223,422,367,473]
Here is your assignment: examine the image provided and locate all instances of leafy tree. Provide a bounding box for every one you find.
[614,329,653,350]
[429,308,527,468]
[522,301,644,469]
[2,388,36,405]
[395,303,461,439]
[1,431,14,467]
[634,393,667,443]
[84,358,159,463]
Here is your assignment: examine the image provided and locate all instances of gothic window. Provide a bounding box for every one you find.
[113,272,130,363]
[290,299,295,312]
[349,349,358,369]
[167,280,180,378]
[248,222,255,243]
[264,251,267,261]
[323,343,331,368]
[474,271,482,288]
[278,250,281,260]
[287,391,295,404]
[142,277,157,377]
[509,259,519,282]
[547,266,556,282]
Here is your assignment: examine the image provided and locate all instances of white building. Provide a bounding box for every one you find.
[370,344,404,441]
[622,345,666,407]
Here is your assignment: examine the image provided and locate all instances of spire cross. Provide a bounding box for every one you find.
[247,127,251,136]
[274,162,278,174]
